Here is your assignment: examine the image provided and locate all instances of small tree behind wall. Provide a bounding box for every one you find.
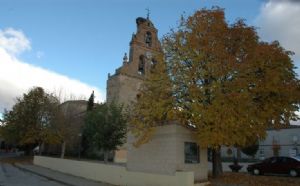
[83,102,127,162]
[81,91,95,157]
[87,91,95,111]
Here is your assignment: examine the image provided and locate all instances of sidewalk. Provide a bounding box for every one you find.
[15,163,113,186]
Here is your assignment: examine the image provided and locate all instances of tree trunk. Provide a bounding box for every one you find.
[237,147,241,163]
[212,146,223,178]
[38,142,44,156]
[60,141,66,159]
[104,151,109,163]
[81,135,88,157]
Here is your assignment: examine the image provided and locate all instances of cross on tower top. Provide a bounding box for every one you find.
[146,8,150,19]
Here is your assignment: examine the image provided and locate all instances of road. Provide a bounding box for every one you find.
[0,163,66,186]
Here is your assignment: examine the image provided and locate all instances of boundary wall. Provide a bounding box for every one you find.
[34,156,197,186]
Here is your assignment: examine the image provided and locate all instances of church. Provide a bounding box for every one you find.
[106,15,162,163]
[106,16,208,182]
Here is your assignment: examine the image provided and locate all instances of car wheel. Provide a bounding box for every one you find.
[253,168,260,175]
[289,169,298,177]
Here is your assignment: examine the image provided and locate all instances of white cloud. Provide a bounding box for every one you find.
[0,28,105,113]
[0,28,31,55]
[256,0,300,65]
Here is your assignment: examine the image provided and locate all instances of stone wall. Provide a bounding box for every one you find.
[107,74,142,106]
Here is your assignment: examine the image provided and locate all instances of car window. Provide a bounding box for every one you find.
[263,158,271,163]
[287,157,298,163]
[293,156,300,162]
[275,157,298,163]
[277,157,285,163]
[263,157,277,164]
[270,157,278,164]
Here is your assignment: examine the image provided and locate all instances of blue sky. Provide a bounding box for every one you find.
[0,0,300,117]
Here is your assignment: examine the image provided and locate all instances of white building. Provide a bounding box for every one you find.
[221,125,300,160]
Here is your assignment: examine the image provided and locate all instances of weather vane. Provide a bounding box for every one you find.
[146,8,150,19]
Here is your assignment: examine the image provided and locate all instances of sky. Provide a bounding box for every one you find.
[0,0,300,119]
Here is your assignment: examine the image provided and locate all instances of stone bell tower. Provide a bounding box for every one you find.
[107,16,162,106]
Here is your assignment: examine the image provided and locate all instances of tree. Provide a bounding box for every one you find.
[48,90,87,158]
[0,109,20,146]
[87,90,95,111]
[53,101,84,158]
[81,91,95,156]
[0,87,60,154]
[129,54,175,146]
[162,8,300,177]
[83,102,127,162]
[241,142,259,158]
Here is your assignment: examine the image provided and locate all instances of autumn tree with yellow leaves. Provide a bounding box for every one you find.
[129,54,175,147]
[130,8,300,177]
[164,8,300,177]
[0,87,61,155]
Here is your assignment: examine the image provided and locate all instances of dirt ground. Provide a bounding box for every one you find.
[209,172,300,186]
[0,156,33,164]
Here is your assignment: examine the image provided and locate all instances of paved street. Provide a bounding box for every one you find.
[15,163,111,186]
[0,152,109,186]
[0,163,65,186]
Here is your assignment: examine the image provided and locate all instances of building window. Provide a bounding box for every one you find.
[150,58,157,73]
[184,142,200,164]
[145,31,152,47]
[138,55,145,75]
[151,58,157,67]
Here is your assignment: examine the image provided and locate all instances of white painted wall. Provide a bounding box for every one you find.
[221,127,300,160]
[34,156,197,186]
[175,129,208,181]
[260,127,300,158]
[127,124,208,181]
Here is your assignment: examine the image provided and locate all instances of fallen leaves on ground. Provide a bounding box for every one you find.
[209,172,300,186]
[0,156,33,164]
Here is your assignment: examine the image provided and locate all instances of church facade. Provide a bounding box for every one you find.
[106,16,163,163]
[107,17,161,106]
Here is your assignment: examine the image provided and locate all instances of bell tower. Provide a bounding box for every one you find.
[107,17,161,106]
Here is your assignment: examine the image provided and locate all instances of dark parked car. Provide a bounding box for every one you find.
[247,156,300,177]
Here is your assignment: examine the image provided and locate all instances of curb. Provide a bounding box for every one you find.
[13,163,74,186]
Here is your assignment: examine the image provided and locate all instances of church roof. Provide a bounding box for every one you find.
[136,17,154,27]
[267,124,300,131]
